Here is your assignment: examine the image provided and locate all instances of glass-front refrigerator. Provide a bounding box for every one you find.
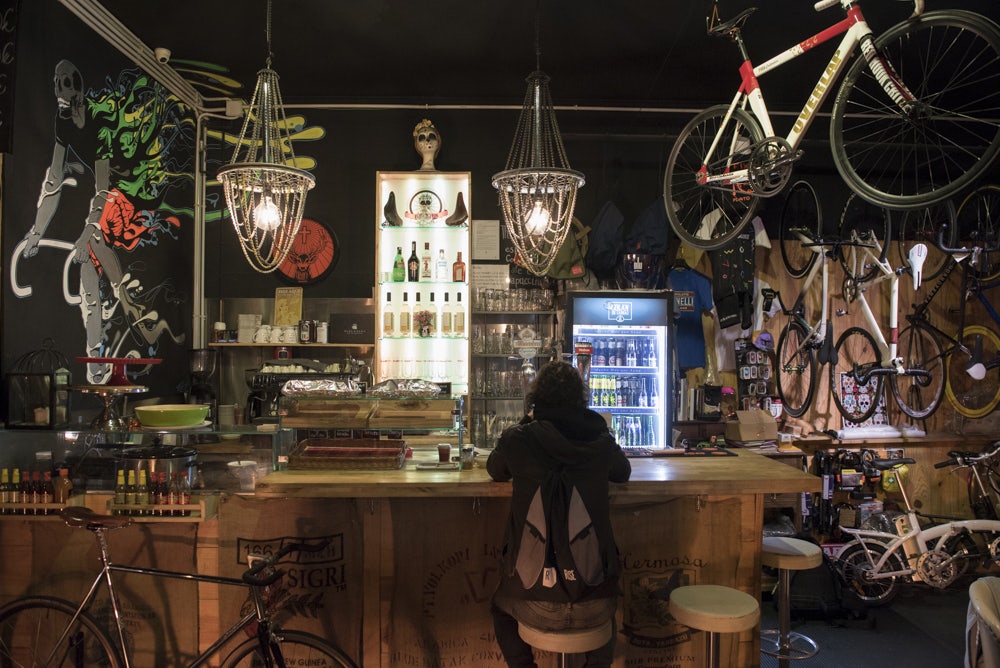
[565,290,673,451]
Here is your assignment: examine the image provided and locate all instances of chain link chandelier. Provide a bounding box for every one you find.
[217,0,315,274]
[492,5,584,276]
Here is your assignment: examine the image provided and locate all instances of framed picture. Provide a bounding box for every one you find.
[277,218,339,285]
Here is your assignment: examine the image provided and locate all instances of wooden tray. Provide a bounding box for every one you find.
[368,399,454,428]
[288,437,406,470]
[280,400,373,428]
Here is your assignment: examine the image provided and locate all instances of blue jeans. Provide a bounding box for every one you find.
[491,594,618,667]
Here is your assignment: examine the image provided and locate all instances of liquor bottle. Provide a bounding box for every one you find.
[421,242,433,280]
[40,471,53,514]
[52,468,73,505]
[113,469,127,515]
[436,249,448,281]
[407,241,420,281]
[428,293,438,336]
[399,292,412,337]
[452,251,466,282]
[453,293,465,337]
[383,292,395,337]
[135,470,150,516]
[440,293,453,337]
[392,246,405,282]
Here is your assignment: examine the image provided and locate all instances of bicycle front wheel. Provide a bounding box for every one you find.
[831,327,884,424]
[776,320,817,418]
[838,193,890,285]
[222,629,357,668]
[0,596,122,667]
[837,541,903,606]
[831,11,1000,210]
[663,104,765,250]
[779,179,822,279]
[945,324,1000,419]
[955,183,1000,281]
[892,322,946,420]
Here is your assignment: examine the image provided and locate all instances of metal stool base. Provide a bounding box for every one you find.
[760,628,819,660]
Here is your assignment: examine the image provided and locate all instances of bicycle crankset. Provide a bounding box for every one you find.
[915,549,958,588]
[748,136,798,197]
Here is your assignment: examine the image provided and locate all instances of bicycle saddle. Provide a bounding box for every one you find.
[869,457,916,471]
[61,505,132,530]
[708,7,756,37]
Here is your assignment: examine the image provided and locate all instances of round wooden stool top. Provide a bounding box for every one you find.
[669,585,760,634]
[518,618,614,654]
[761,536,823,571]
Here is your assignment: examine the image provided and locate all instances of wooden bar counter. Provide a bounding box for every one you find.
[247,448,821,668]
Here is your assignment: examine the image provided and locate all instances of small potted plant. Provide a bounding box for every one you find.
[413,309,435,337]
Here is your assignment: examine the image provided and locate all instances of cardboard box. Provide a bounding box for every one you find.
[724,410,778,442]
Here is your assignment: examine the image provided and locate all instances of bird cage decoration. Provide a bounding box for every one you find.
[4,339,72,429]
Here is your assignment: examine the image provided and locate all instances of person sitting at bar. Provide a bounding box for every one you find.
[487,360,631,667]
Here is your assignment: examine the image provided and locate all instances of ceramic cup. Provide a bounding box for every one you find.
[253,325,272,343]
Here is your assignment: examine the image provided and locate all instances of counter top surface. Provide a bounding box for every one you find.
[255,448,821,498]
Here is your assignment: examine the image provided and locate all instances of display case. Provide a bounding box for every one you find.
[375,172,470,398]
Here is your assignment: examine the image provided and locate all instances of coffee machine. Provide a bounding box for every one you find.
[189,348,218,424]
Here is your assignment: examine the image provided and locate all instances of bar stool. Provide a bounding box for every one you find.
[669,584,760,668]
[760,536,822,666]
[518,619,613,668]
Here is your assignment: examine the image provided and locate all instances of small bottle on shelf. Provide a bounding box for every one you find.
[428,293,438,336]
[40,471,53,514]
[436,249,448,281]
[453,293,465,337]
[392,246,405,282]
[0,468,9,512]
[399,292,412,337]
[9,468,21,511]
[421,242,433,280]
[452,251,466,282]
[407,242,420,281]
[383,292,395,337]
[441,292,453,337]
[113,469,127,515]
[125,470,137,510]
[135,469,150,516]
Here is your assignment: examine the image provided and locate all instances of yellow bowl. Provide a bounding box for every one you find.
[134,404,210,428]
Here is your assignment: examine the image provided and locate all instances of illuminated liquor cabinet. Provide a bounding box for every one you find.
[375,172,470,397]
[565,290,674,451]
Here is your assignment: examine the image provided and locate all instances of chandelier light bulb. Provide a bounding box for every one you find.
[253,195,281,231]
[525,199,551,236]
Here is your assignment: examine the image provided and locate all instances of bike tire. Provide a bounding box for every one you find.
[0,596,122,667]
[776,320,817,418]
[967,473,999,520]
[892,322,946,420]
[945,324,1000,419]
[779,179,822,279]
[221,628,357,668]
[831,10,1000,210]
[663,104,765,251]
[836,541,903,606]
[954,183,1000,281]
[838,193,890,285]
[831,326,884,424]
[895,199,958,283]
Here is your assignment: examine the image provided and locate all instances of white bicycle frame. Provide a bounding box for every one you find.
[700,0,919,188]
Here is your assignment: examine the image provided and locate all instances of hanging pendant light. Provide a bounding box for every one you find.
[492,3,584,276]
[217,0,315,273]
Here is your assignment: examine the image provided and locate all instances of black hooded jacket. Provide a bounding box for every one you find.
[487,403,631,602]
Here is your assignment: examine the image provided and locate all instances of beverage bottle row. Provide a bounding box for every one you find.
[611,415,658,448]
[391,242,466,283]
[383,290,466,338]
[0,466,73,515]
[113,469,192,517]
[590,375,659,409]
[588,336,658,368]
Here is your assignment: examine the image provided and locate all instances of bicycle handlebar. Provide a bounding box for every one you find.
[934,442,1000,469]
[937,224,1000,257]
[242,538,332,587]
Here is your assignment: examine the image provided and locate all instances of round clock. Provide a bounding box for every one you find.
[277,218,339,285]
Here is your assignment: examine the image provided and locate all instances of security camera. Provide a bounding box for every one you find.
[154,48,171,64]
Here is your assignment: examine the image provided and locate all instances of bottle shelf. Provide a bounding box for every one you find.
[105,495,217,522]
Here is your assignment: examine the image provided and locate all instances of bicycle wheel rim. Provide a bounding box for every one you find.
[831,327,884,424]
[664,105,764,251]
[0,597,121,668]
[955,184,1000,281]
[222,629,356,668]
[776,321,816,418]
[837,542,901,606]
[945,325,1000,419]
[895,200,958,282]
[831,11,1000,209]
[891,323,945,420]
[839,193,890,284]
[780,179,822,278]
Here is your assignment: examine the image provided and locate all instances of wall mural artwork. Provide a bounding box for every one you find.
[7,61,195,384]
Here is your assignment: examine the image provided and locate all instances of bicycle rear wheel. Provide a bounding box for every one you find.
[0,596,121,667]
[663,104,765,250]
[831,327,884,424]
[839,193,890,285]
[776,320,817,418]
[892,322,946,420]
[831,11,1000,210]
[779,179,822,278]
[222,629,356,668]
[836,541,903,606]
[895,200,958,283]
[945,324,1000,419]
[954,183,1000,281]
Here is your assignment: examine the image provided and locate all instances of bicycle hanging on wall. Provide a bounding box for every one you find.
[663,0,1000,250]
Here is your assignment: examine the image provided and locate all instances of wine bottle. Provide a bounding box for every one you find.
[383,292,395,336]
[113,469,127,515]
[428,292,438,336]
[392,246,405,282]
[421,242,433,280]
[452,251,466,282]
[407,241,420,281]
[399,292,412,337]
[453,293,465,337]
[441,293,453,337]
[136,470,150,516]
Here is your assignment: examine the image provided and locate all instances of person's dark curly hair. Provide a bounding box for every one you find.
[525,360,588,411]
